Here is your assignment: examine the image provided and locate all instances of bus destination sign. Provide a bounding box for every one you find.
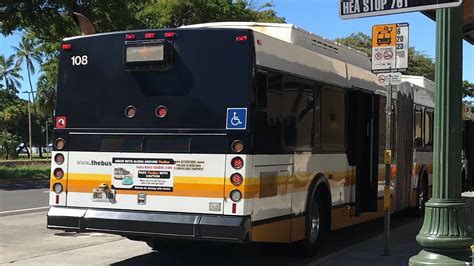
[340,0,462,19]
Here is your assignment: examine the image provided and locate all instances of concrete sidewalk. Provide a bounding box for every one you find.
[312,218,424,265]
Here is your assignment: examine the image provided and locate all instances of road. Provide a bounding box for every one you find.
[0,180,50,215]
[0,182,422,265]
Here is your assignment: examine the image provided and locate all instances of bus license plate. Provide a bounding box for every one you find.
[92,189,116,202]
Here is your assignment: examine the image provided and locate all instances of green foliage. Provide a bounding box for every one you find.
[0,54,22,93]
[462,80,474,98]
[335,32,436,82]
[12,35,42,99]
[0,164,50,180]
[136,0,285,28]
[0,131,20,159]
[335,32,372,57]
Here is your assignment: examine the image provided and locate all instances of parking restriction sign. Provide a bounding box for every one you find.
[372,23,408,73]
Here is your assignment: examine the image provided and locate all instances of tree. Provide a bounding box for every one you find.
[136,0,284,29]
[0,54,22,93]
[462,80,474,98]
[12,35,42,99]
[335,32,436,81]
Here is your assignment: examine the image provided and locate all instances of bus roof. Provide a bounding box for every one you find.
[181,22,371,70]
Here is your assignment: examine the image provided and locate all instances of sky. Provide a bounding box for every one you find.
[0,0,473,101]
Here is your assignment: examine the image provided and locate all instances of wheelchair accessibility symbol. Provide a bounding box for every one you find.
[226,108,247,130]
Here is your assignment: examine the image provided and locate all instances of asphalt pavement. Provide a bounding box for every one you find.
[0,180,49,215]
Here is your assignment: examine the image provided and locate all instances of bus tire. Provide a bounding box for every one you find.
[416,172,429,217]
[296,180,331,257]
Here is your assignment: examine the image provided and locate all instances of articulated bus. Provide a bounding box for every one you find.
[47,22,435,253]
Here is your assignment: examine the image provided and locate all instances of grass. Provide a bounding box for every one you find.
[0,164,50,181]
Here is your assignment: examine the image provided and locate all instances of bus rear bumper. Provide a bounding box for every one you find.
[47,207,250,242]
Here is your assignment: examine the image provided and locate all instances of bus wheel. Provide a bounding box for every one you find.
[417,174,428,217]
[296,186,329,257]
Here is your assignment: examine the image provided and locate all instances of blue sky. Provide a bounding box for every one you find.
[1,0,473,101]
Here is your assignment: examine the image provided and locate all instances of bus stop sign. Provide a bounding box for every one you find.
[340,0,462,19]
[372,23,409,73]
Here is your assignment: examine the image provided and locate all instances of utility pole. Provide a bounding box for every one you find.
[409,5,474,265]
[23,91,33,161]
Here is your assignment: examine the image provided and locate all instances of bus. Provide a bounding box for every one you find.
[47,22,434,254]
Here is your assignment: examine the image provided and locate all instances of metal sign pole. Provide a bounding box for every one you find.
[383,80,392,256]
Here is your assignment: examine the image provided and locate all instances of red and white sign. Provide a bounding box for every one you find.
[376,72,402,86]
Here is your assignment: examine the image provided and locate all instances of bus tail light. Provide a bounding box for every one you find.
[231,140,244,153]
[236,35,248,42]
[125,105,136,118]
[55,138,65,150]
[144,32,155,39]
[230,173,243,186]
[231,157,244,169]
[54,153,65,165]
[125,34,136,40]
[53,168,64,179]
[164,32,175,38]
[155,105,168,118]
[61,43,72,50]
[232,203,237,213]
[230,190,242,202]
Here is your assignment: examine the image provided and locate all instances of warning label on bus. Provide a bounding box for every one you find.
[111,158,174,191]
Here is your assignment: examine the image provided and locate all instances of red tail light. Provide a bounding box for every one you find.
[231,157,244,169]
[230,173,243,186]
[53,168,64,179]
[144,32,155,39]
[164,32,175,38]
[61,43,72,50]
[125,34,136,40]
[231,140,244,153]
[155,105,168,118]
[236,35,248,42]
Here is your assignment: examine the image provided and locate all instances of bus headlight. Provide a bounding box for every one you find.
[53,183,63,194]
[230,190,242,202]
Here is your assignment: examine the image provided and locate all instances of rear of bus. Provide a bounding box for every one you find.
[47,28,254,242]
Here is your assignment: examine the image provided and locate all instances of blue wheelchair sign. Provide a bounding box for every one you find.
[226,108,247,130]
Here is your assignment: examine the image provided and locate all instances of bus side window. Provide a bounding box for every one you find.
[282,76,314,149]
[414,106,423,148]
[424,109,433,147]
[254,71,282,153]
[256,71,268,109]
[321,87,345,151]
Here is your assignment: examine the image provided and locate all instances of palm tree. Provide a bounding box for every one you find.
[0,54,22,93]
[12,35,42,99]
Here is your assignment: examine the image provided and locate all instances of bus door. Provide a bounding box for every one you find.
[347,90,379,214]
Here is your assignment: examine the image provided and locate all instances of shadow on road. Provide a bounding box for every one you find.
[0,180,49,191]
[112,215,420,266]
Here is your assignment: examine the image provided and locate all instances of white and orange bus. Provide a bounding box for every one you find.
[47,22,434,254]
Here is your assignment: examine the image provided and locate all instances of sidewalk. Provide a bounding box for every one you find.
[312,219,423,265]
[312,196,474,266]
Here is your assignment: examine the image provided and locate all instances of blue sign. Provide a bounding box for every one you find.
[226,108,247,130]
